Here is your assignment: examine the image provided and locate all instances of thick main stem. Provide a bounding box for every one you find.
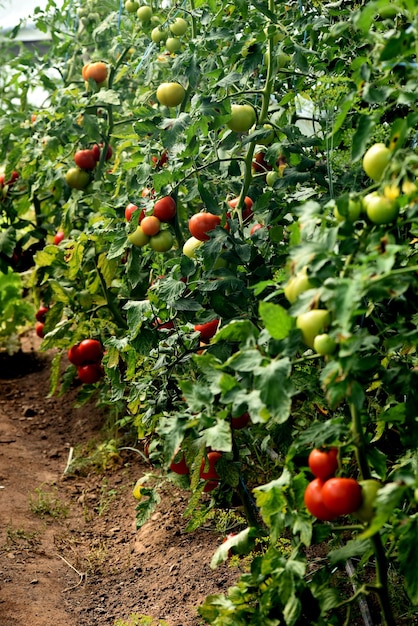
[350,401,396,626]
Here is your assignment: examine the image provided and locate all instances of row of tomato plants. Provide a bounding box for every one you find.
[1,0,418,623]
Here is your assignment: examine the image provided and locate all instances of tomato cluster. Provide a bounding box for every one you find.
[35,305,49,338]
[68,338,104,384]
[169,449,222,493]
[127,195,176,252]
[0,170,19,198]
[305,448,363,521]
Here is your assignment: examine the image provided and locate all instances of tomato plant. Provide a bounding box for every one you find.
[3,0,418,622]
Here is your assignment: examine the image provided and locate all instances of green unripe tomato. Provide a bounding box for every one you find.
[156,82,185,107]
[125,0,139,13]
[183,236,203,258]
[255,123,275,146]
[334,196,362,222]
[354,479,381,522]
[149,15,161,27]
[128,225,150,247]
[227,104,256,133]
[378,5,399,18]
[362,143,391,181]
[169,17,187,36]
[151,26,168,43]
[149,230,174,252]
[165,37,181,53]
[136,5,152,21]
[363,192,399,225]
[283,269,312,304]
[296,309,330,349]
[277,52,291,69]
[313,333,336,355]
[65,167,90,190]
[266,171,278,187]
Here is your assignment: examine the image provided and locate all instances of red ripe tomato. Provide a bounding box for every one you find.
[227,196,254,223]
[169,451,189,475]
[231,412,251,429]
[321,477,362,516]
[151,150,168,168]
[155,318,175,331]
[252,151,272,174]
[194,318,220,343]
[74,149,97,171]
[304,478,337,521]
[53,230,65,245]
[141,187,155,199]
[92,144,101,162]
[92,143,113,162]
[200,451,222,481]
[250,223,263,235]
[68,344,84,366]
[35,322,45,338]
[68,339,103,366]
[35,305,49,323]
[228,195,253,211]
[153,196,176,222]
[77,363,103,384]
[189,212,221,241]
[125,203,145,223]
[77,339,103,364]
[308,448,338,480]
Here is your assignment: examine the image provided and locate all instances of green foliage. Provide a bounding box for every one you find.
[1,0,418,623]
[0,271,34,352]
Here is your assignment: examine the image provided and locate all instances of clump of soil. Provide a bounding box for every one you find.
[0,333,238,626]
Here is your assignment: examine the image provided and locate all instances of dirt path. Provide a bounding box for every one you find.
[0,336,237,626]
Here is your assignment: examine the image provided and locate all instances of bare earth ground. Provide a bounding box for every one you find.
[0,333,237,626]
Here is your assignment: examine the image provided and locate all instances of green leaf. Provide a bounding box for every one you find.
[213,320,259,344]
[351,115,375,162]
[329,538,372,564]
[398,514,418,604]
[225,348,264,372]
[255,358,293,423]
[210,527,257,568]
[259,301,293,340]
[0,227,16,256]
[135,486,161,529]
[202,419,232,453]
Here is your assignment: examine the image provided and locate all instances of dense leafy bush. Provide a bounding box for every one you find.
[1,0,417,623]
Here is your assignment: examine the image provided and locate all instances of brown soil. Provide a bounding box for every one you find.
[0,333,238,626]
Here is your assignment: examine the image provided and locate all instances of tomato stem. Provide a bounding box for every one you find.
[350,401,396,626]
